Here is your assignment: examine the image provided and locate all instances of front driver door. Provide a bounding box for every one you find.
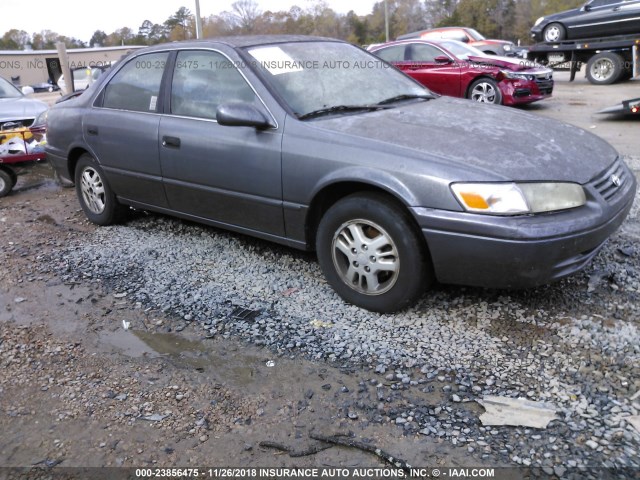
[159,49,284,237]
[404,43,461,97]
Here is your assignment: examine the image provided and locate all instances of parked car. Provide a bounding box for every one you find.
[57,65,110,94]
[370,39,553,106]
[0,76,48,131]
[531,0,640,43]
[45,36,636,313]
[31,80,60,93]
[397,27,524,57]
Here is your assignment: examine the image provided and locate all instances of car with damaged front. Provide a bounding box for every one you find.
[45,35,637,313]
[370,39,553,106]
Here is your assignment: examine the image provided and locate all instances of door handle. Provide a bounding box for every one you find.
[162,136,181,148]
[86,126,99,136]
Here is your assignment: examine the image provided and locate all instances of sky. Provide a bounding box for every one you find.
[0,0,380,44]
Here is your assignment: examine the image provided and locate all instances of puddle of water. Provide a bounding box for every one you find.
[99,329,257,386]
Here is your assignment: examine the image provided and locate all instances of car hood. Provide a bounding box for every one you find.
[0,96,48,123]
[467,55,542,71]
[313,97,616,184]
[540,7,583,23]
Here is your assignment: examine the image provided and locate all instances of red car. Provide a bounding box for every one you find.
[370,39,554,106]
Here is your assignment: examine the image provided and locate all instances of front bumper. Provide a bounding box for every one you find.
[412,159,636,289]
[530,27,544,43]
[501,78,554,106]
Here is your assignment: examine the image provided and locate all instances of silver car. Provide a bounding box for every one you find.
[46,36,636,313]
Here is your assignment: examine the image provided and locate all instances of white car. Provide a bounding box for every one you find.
[57,66,110,94]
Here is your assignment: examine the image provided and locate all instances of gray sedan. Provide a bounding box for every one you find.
[45,36,636,313]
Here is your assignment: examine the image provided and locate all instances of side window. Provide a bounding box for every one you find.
[103,52,168,112]
[374,45,407,63]
[588,0,614,7]
[407,44,441,62]
[171,50,257,120]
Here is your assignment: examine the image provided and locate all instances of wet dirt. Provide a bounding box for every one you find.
[1,168,484,474]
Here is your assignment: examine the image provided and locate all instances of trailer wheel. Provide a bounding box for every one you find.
[586,52,625,85]
[0,168,17,198]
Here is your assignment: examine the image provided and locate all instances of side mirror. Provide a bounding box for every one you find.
[583,3,592,11]
[21,86,35,95]
[435,55,453,64]
[216,103,274,129]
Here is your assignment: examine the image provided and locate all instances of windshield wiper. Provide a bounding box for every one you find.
[298,104,391,120]
[377,93,435,105]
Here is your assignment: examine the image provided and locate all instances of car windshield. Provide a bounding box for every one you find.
[437,40,487,60]
[0,77,23,99]
[466,28,486,41]
[245,41,432,119]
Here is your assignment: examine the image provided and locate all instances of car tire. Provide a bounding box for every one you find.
[74,154,126,225]
[0,167,16,198]
[586,52,625,85]
[543,23,566,43]
[316,192,432,313]
[469,78,503,105]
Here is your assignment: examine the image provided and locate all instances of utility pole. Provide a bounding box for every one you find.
[195,0,203,39]
[384,0,389,42]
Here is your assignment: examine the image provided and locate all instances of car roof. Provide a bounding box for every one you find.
[137,35,342,52]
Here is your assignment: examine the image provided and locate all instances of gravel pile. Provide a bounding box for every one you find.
[43,174,640,474]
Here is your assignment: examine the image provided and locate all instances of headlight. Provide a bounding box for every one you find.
[451,182,586,215]
[501,70,535,81]
[503,45,512,52]
[534,17,545,27]
[34,109,48,126]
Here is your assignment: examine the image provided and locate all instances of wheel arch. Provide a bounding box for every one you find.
[66,146,91,182]
[465,75,499,99]
[304,180,426,253]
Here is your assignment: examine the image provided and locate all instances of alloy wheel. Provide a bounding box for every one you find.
[331,219,399,295]
[80,167,106,214]
[471,82,498,103]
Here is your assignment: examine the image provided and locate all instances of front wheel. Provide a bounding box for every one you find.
[74,154,126,225]
[469,78,503,105]
[316,193,432,313]
[543,23,565,43]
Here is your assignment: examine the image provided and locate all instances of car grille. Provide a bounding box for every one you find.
[534,74,553,95]
[0,119,34,131]
[591,158,629,202]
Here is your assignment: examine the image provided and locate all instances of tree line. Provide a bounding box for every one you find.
[0,0,584,51]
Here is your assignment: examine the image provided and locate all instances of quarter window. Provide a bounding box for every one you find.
[170,50,257,120]
[103,52,169,112]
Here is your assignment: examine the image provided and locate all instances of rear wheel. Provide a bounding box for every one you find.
[74,154,126,225]
[469,78,503,105]
[586,52,625,85]
[543,23,565,43]
[0,168,16,198]
[316,193,432,313]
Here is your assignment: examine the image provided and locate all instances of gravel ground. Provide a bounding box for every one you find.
[41,155,640,474]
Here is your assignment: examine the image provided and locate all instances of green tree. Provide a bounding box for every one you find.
[164,7,194,40]
[0,29,30,50]
[89,30,107,47]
